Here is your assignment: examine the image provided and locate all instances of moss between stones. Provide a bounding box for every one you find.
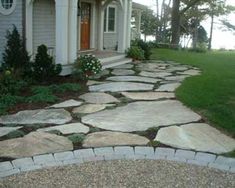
[6,130,26,139]
[67,134,86,144]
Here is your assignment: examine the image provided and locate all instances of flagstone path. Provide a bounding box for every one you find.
[0,60,235,178]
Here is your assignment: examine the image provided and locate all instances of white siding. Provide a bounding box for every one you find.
[33,0,55,56]
[0,0,23,64]
[103,3,118,50]
[104,33,118,50]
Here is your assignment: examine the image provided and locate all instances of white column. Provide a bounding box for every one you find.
[97,0,104,51]
[68,0,78,63]
[25,0,33,56]
[55,0,69,65]
[136,10,141,35]
[126,0,132,48]
[117,0,128,53]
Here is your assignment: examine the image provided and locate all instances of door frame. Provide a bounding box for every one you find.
[78,0,96,51]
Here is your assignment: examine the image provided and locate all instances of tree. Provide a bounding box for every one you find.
[171,0,202,47]
[2,25,30,72]
[140,10,158,41]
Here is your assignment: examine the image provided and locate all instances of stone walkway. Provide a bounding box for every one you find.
[0,60,235,179]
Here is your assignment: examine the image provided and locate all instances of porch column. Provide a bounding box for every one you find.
[25,0,33,56]
[136,10,141,37]
[97,0,104,51]
[117,0,128,53]
[126,0,132,48]
[68,0,78,63]
[55,0,69,65]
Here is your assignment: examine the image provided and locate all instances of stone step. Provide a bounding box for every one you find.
[99,54,126,64]
[102,58,132,70]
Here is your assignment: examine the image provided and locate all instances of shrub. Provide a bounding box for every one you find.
[28,45,62,82]
[49,83,81,93]
[0,70,27,95]
[0,94,25,115]
[132,40,152,60]
[27,86,58,103]
[126,46,145,61]
[2,25,30,73]
[67,134,86,144]
[74,54,102,78]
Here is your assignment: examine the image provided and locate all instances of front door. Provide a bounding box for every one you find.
[80,2,91,50]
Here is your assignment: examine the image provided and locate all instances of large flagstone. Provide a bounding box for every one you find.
[155,83,181,92]
[83,131,149,148]
[0,132,73,158]
[111,69,135,76]
[37,123,89,134]
[89,82,154,92]
[113,64,134,69]
[139,71,172,78]
[82,100,201,132]
[121,92,175,100]
[79,92,119,104]
[107,76,160,83]
[72,104,115,114]
[50,99,83,108]
[0,109,72,125]
[155,123,235,154]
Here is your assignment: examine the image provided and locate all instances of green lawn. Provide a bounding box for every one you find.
[152,49,235,137]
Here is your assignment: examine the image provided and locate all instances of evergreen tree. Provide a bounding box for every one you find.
[2,25,29,72]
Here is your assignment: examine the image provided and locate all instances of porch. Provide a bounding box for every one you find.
[25,0,132,69]
[61,50,132,75]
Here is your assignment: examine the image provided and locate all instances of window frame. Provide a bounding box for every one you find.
[104,5,117,33]
[0,0,17,16]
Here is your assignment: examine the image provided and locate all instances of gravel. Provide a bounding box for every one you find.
[0,160,234,188]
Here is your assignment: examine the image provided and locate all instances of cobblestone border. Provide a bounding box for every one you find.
[0,147,234,178]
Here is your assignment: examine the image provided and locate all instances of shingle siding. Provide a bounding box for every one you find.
[33,0,55,56]
[0,0,23,64]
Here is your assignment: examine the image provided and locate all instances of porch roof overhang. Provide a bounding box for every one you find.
[132,2,148,11]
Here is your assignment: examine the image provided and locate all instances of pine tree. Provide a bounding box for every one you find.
[2,25,30,72]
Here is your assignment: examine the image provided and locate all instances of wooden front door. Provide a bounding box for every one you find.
[80,3,91,50]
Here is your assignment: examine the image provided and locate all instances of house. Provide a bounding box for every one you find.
[0,0,146,74]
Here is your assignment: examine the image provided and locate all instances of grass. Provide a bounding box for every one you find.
[152,49,235,137]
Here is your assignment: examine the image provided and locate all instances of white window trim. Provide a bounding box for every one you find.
[104,5,117,34]
[0,0,17,16]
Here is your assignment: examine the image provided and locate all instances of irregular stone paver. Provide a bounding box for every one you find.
[82,100,201,132]
[121,92,175,100]
[87,80,106,86]
[89,82,154,92]
[107,76,160,83]
[0,109,72,125]
[165,75,189,82]
[137,63,167,72]
[166,66,189,72]
[155,123,235,154]
[0,126,23,137]
[72,104,115,114]
[112,69,135,76]
[37,123,89,134]
[79,92,119,104]
[50,99,83,108]
[0,132,73,158]
[155,83,181,92]
[179,69,201,76]
[113,64,133,69]
[90,69,110,79]
[83,131,149,148]
[139,71,172,78]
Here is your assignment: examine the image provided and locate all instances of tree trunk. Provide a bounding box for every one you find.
[208,13,214,50]
[171,0,180,48]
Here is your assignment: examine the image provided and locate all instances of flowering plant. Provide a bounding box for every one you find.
[74,54,102,78]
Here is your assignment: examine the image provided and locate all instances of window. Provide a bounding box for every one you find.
[104,6,116,32]
[0,0,16,15]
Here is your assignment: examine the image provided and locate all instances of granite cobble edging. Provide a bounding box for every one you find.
[0,147,234,179]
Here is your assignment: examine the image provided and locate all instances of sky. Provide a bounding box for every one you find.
[133,0,235,49]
